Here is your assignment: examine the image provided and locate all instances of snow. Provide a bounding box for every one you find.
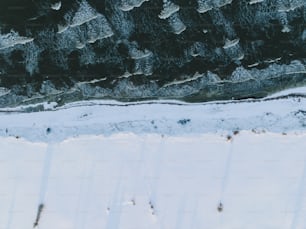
[2,91,306,228]
[197,0,233,12]
[223,38,239,49]
[129,48,152,60]
[159,1,180,19]
[247,62,259,68]
[163,72,205,87]
[57,24,69,34]
[0,87,10,97]
[70,15,98,28]
[230,67,254,82]
[1,131,306,228]
[119,0,150,12]
[265,86,306,99]
[168,13,186,35]
[77,78,108,85]
[75,41,86,49]
[58,13,113,46]
[277,3,305,12]
[215,0,233,8]
[197,0,213,14]
[87,31,114,44]
[51,1,61,11]
[118,71,132,79]
[249,0,264,4]
[0,31,34,50]
[264,57,282,64]
[70,1,98,28]
[1,92,306,142]
[282,25,291,33]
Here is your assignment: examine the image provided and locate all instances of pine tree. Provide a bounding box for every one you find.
[23,42,42,75]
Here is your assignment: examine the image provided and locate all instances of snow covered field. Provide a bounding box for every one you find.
[1,92,306,228]
[1,132,306,229]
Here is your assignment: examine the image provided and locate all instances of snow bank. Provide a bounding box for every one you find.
[1,93,306,142]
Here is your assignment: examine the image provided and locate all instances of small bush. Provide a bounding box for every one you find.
[177,119,191,125]
[46,127,51,134]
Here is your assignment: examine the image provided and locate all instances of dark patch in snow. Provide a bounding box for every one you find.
[294,110,306,116]
[149,201,155,215]
[294,110,306,127]
[177,119,191,125]
[33,203,44,228]
[217,202,223,212]
[46,127,51,134]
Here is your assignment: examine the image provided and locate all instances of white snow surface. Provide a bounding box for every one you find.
[1,132,306,228]
[2,91,306,228]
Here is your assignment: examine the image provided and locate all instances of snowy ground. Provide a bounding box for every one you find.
[1,90,306,228]
[1,133,306,229]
